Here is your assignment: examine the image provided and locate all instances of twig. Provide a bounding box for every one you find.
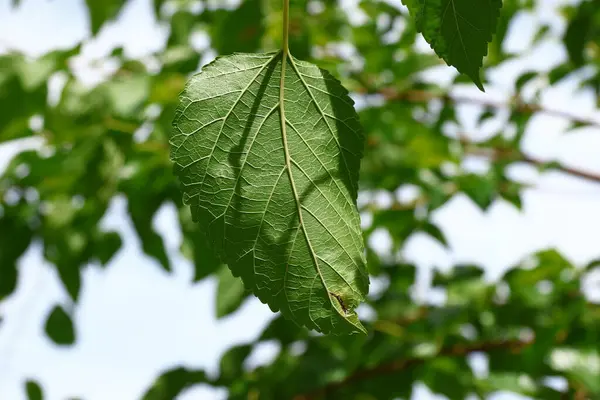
[293,337,534,400]
[465,144,600,185]
[358,87,600,128]
[520,153,600,184]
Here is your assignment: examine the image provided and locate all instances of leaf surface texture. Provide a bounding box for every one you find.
[408,0,502,90]
[171,52,369,334]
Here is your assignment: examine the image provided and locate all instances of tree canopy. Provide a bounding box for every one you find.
[1,0,599,399]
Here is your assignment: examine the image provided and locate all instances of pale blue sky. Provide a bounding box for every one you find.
[0,0,598,399]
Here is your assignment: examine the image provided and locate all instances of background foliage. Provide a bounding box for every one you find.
[1,0,599,399]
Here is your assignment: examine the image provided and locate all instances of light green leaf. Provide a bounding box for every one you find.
[171,52,369,334]
[216,264,248,318]
[406,0,502,90]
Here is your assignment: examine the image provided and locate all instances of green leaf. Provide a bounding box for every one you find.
[217,344,253,385]
[216,264,249,318]
[25,380,43,400]
[85,0,127,35]
[44,305,75,346]
[211,0,265,55]
[564,1,594,67]
[171,52,369,334]
[127,198,171,272]
[0,213,32,300]
[94,231,122,266]
[141,367,208,400]
[408,0,502,90]
[421,222,448,247]
[456,173,497,210]
[153,0,168,18]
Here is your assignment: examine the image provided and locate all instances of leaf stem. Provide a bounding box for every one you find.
[282,0,289,53]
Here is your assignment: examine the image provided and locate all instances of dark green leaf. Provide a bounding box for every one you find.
[456,173,497,210]
[44,305,75,346]
[564,1,594,67]
[421,222,448,247]
[141,367,208,400]
[211,0,265,55]
[217,344,253,385]
[85,0,128,35]
[408,0,502,90]
[25,380,43,400]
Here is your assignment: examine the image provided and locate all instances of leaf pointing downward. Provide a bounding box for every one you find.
[171,52,369,334]
[405,0,502,91]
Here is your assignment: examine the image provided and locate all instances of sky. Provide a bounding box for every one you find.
[0,0,599,399]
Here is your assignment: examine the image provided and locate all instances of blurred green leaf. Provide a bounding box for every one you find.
[211,0,265,55]
[25,380,43,400]
[86,0,127,35]
[44,305,75,346]
[217,344,253,385]
[456,173,497,210]
[564,1,594,67]
[141,367,209,400]
[215,264,248,318]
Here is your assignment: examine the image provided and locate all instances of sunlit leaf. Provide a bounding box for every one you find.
[171,52,369,334]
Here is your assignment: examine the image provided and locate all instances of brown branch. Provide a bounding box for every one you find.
[465,144,600,185]
[358,87,600,128]
[520,154,600,184]
[293,337,534,400]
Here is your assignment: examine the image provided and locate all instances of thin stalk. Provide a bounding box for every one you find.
[282,0,290,53]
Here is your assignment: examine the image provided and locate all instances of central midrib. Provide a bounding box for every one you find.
[278,50,331,316]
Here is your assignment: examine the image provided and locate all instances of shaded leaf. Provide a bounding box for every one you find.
[94,231,122,266]
[0,213,32,300]
[141,367,208,400]
[86,0,127,35]
[171,52,369,334]
[216,264,249,318]
[217,344,253,385]
[127,198,171,272]
[407,0,502,90]
[44,305,75,346]
[25,380,43,400]
[421,222,448,247]
[211,0,265,55]
[564,1,594,67]
[456,173,496,210]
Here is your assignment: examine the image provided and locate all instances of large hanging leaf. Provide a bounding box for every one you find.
[404,0,502,90]
[171,52,369,334]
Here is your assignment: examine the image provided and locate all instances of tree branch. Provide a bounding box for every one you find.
[358,86,600,128]
[465,144,600,184]
[520,154,600,184]
[293,337,534,400]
